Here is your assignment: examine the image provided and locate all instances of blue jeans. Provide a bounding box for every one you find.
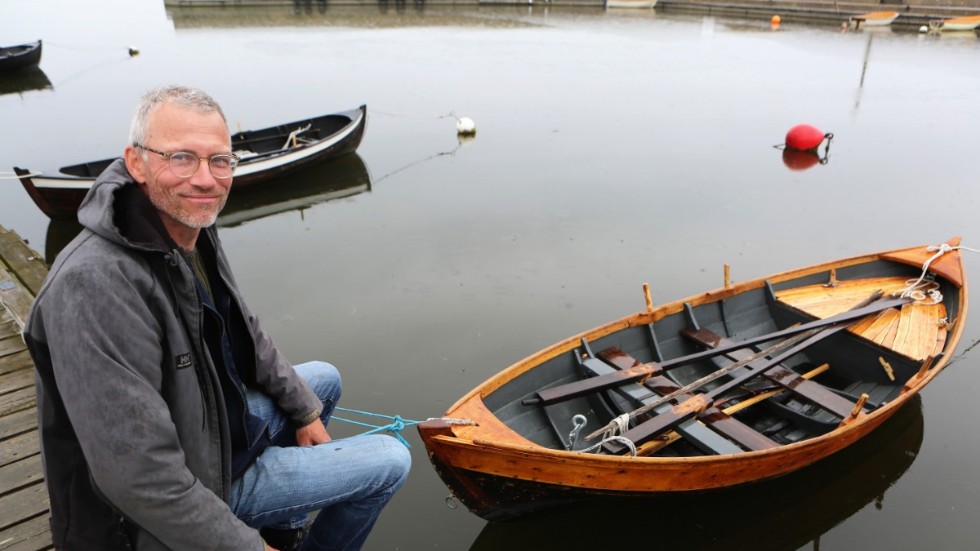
[230,362,412,551]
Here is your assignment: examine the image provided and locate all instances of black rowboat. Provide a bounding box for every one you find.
[0,40,42,73]
[15,105,367,219]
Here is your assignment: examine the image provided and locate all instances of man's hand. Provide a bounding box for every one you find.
[296,417,331,446]
[265,544,280,551]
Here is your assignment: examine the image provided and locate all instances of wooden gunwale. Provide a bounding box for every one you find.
[427,241,967,495]
[451,243,964,410]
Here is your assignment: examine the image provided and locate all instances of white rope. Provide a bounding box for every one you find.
[580,435,638,457]
[893,242,980,304]
[603,414,631,441]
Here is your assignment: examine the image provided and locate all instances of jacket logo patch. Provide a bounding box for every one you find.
[176,354,193,370]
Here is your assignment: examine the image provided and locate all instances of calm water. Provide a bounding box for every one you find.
[3,1,980,549]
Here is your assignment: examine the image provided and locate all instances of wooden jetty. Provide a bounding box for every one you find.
[0,225,51,550]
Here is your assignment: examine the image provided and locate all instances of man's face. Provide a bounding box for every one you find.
[127,102,233,231]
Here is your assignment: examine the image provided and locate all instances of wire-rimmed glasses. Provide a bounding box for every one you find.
[135,143,240,180]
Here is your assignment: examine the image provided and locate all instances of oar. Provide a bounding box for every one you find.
[601,320,856,454]
[523,292,908,407]
[583,326,823,441]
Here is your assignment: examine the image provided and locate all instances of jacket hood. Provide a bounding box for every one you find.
[78,158,178,253]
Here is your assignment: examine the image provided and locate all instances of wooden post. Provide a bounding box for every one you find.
[840,393,869,427]
[643,283,654,313]
[724,264,731,289]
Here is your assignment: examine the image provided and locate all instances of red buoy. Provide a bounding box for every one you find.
[785,124,827,151]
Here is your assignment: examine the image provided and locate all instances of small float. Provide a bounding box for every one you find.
[419,240,968,520]
[850,11,900,28]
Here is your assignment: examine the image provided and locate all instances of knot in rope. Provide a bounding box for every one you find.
[892,241,979,303]
[603,413,631,441]
[332,407,422,448]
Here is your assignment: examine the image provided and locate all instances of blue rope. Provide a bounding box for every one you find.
[330,407,424,448]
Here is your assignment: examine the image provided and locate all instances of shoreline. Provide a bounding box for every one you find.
[162,1,980,29]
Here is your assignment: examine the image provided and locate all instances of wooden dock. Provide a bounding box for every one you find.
[0,225,51,551]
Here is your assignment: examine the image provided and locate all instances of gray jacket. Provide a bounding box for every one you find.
[25,159,322,550]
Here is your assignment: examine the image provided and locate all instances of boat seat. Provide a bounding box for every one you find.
[837,381,900,409]
[681,328,862,421]
[588,348,778,454]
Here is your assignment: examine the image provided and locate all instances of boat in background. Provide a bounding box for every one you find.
[940,15,980,31]
[851,11,899,27]
[606,0,657,8]
[419,240,967,520]
[16,105,367,219]
[43,153,371,264]
[0,40,42,73]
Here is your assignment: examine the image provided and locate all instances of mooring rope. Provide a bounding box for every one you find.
[893,242,980,304]
[329,407,475,448]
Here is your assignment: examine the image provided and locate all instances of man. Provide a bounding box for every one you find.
[25,85,411,551]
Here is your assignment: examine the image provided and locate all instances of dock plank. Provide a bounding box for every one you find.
[0,431,39,469]
[0,484,49,533]
[0,456,43,497]
[0,514,53,551]
[0,226,50,551]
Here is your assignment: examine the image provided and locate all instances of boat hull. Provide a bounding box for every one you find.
[606,0,658,8]
[851,11,899,27]
[419,240,967,520]
[15,105,366,219]
[0,40,42,73]
[942,15,980,31]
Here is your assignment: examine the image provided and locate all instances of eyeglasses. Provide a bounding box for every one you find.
[135,144,240,180]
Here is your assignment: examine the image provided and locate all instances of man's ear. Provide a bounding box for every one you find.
[124,145,147,184]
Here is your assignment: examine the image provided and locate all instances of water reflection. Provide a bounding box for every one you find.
[0,67,52,96]
[43,153,371,264]
[470,396,924,551]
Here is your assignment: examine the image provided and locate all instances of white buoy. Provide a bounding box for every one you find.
[919,25,928,33]
[456,117,476,136]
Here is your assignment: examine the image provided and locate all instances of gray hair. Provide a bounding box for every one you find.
[128,85,228,146]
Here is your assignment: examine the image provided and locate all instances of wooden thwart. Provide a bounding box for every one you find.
[597,348,778,453]
[525,294,910,408]
[682,328,860,420]
[602,320,856,454]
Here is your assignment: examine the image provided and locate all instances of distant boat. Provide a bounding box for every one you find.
[0,40,42,73]
[419,239,967,520]
[16,105,367,219]
[606,0,657,8]
[941,15,980,31]
[43,153,371,263]
[850,11,899,27]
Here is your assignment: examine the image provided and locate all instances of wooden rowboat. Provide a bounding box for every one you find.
[0,40,42,73]
[15,105,366,219]
[419,239,968,520]
[850,11,899,27]
[941,15,980,31]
